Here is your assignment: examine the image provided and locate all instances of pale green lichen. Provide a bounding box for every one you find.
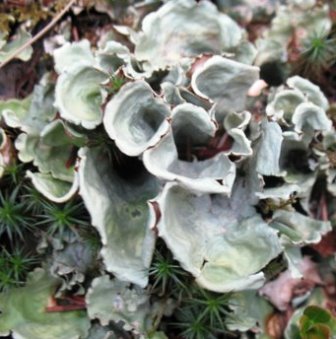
[0,269,90,339]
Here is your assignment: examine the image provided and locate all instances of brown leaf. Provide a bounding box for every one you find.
[266,312,291,339]
[260,257,322,311]
[311,228,336,257]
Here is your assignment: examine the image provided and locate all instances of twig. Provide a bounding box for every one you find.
[0,0,77,70]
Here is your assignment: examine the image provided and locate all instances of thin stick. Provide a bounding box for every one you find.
[0,0,77,70]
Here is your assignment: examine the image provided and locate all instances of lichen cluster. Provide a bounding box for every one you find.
[0,0,336,338]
